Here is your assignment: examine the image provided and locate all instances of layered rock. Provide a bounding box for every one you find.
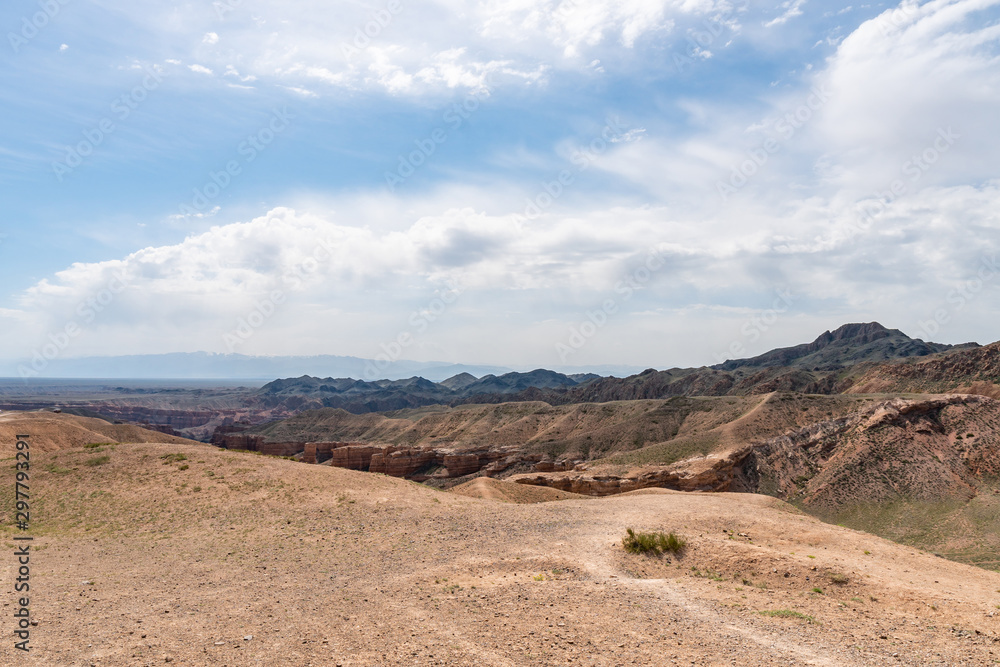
[513,395,998,503]
[328,445,380,470]
[370,448,436,477]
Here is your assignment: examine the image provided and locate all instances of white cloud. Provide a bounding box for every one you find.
[188,64,214,75]
[85,0,732,97]
[7,172,999,364]
[813,0,1000,195]
[764,0,806,27]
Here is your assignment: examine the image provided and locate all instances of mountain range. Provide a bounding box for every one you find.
[0,351,642,382]
[248,322,988,414]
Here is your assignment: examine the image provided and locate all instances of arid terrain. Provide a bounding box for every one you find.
[3,323,1000,664]
[2,412,1000,665]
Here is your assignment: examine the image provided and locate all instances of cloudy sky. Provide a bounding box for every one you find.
[1,0,998,373]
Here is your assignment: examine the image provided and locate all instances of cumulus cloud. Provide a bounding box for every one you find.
[85,0,734,97]
[6,168,999,366]
[814,0,1000,194]
[5,0,1000,367]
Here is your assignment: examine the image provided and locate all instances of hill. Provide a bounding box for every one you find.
[844,341,1000,397]
[0,409,202,453]
[3,438,999,664]
[712,322,973,371]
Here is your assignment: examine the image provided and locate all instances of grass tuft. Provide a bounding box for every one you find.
[622,528,686,556]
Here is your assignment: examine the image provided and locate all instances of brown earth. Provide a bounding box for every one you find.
[232,394,888,479]
[450,477,591,503]
[0,410,201,453]
[513,394,1000,500]
[2,435,1000,665]
[843,341,1000,397]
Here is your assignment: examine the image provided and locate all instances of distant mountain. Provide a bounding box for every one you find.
[438,373,478,391]
[252,369,597,413]
[0,352,514,382]
[454,323,986,406]
[711,322,974,372]
[0,352,643,383]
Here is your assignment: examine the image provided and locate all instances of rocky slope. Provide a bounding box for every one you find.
[514,394,998,498]
[843,340,1000,396]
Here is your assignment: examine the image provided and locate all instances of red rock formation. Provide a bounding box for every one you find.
[370,448,435,477]
[441,453,482,477]
[215,434,266,451]
[328,445,380,470]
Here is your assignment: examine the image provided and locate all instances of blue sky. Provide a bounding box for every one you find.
[1,0,999,374]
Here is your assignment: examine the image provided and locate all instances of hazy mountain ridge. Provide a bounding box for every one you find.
[248,322,982,415]
[253,369,599,413]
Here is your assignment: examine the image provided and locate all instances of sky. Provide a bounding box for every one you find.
[1,0,998,375]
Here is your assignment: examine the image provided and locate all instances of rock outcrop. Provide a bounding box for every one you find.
[513,395,1000,505]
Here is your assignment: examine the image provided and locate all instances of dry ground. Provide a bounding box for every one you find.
[0,433,998,666]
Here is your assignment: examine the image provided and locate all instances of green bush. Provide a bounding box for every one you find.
[621,528,686,556]
[84,455,110,467]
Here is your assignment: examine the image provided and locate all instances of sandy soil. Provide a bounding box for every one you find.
[0,431,998,666]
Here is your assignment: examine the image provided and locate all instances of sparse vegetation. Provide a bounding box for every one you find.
[84,455,110,467]
[621,528,686,556]
[759,609,818,624]
[829,573,849,585]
